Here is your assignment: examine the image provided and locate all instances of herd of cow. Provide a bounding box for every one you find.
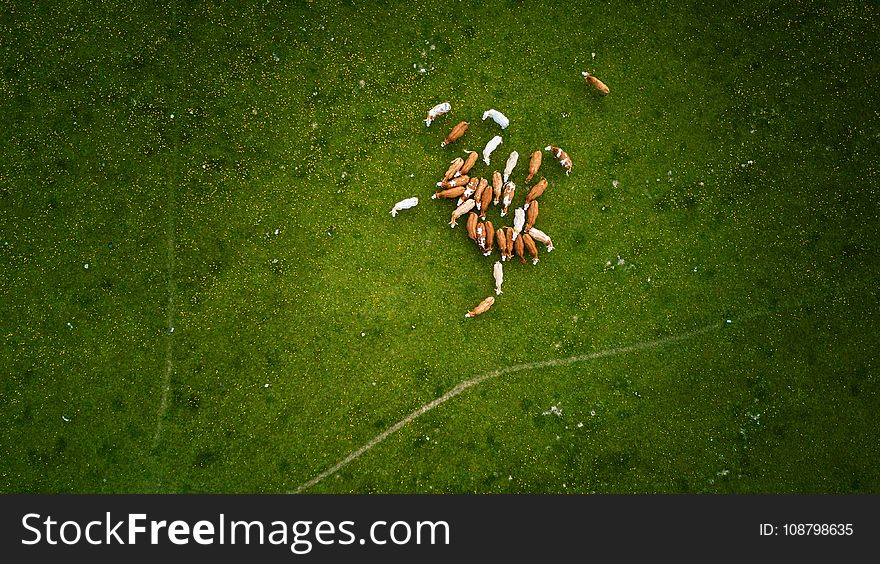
[390,71,609,318]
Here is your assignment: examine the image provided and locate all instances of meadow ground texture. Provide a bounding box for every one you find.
[1,0,878,493]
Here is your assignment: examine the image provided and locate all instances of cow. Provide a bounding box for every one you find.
[544,145,572,175]
[522,233,539,265]
[525,200,539,231]
[514,233,526,265]
[496,227,508,261]
[484,220,495,256]
[503,151,519,183]
[527,227,554,251]
[482,135,503,165]
[525,150,542,183]
[390,196,418,217]
[475,221,487,251]
[500,181,516,216]
[524,177,547,210]
[478,182,492,219]
[493,261,504,295]
[449,198,476,227]
[459,150,479,176]
[442,157,464,181]
[473,177,488,211]
[482,108,509,129]
[425,101,451,126]
[436,174,470,189]
[432,185,466,200]
[581,71,610,95]
[465,295,495,318]
[512,207,525,240]
[466,212,479,240]
[457,177,479,205]
[504,227,515,261]
[441,121,469,147]
[492,171,503,206]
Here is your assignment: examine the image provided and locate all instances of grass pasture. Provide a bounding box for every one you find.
[1,0,878,493]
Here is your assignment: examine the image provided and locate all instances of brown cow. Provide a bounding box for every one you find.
[504,227,515,261]
[473,178,488,211]
[484,220,495,256]
[432,185,466,200]
[443,157,464,181]
[465,295,495,318]
[492,171,503,206]
[522,233,539,265]
[582,71,610,95]
[449,198,476,228]
[466,212,479,240]
[475,221,487,251]
[459,150,479,175]
[457,177,479,205]
[544,145,572,176]
[524,177,547,210]
[437,174,470,189]
[478,183,492,219]
[514,233,526,265]
[441,121,469,147]
[496,227,508,261]
[525,150,542,183]
[525,200,539,232]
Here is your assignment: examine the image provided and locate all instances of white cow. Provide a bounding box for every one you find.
[527,227,554,251]
[493,261,504,295]
[482,135,503,165]
[503,151,519,183]
[512,207,525,240]
[424,102,451,127]
[482,109,509,129]
[390,196,419,217]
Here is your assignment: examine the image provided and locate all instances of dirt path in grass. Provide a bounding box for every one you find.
[151,175,177,453]
[291,316,754,493]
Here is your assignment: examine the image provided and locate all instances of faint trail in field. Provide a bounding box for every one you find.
[292,316,757,493]
[151,176,177,453]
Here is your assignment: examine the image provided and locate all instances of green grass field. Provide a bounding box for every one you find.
[1,0,878,493]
